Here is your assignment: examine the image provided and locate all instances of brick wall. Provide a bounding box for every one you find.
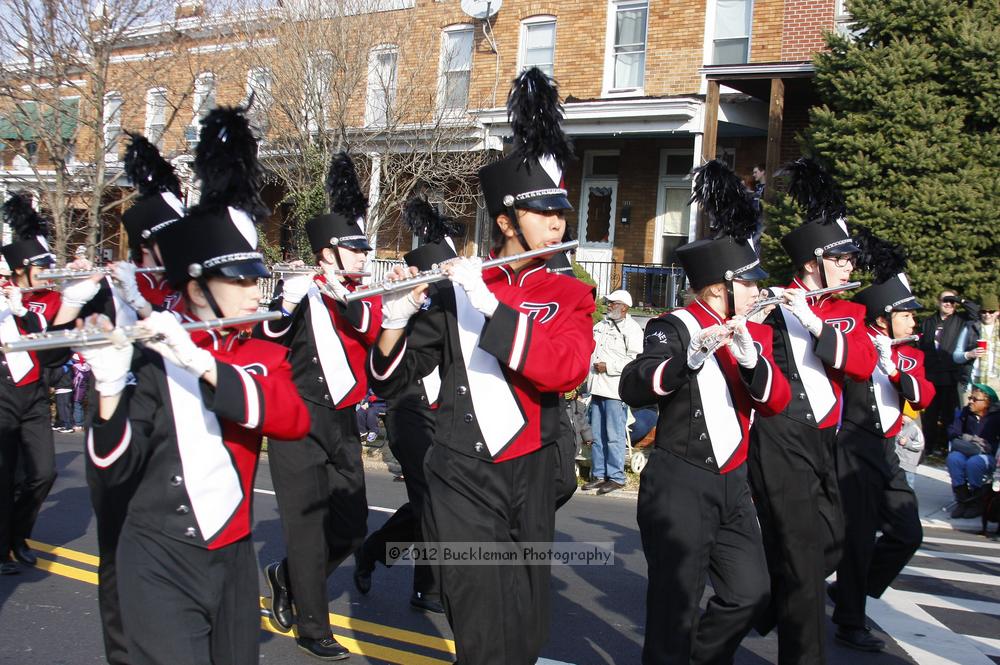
[781,0,834,61]
[751,0,785,63]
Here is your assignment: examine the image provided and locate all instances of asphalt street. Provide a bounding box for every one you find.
[0,433,997,664]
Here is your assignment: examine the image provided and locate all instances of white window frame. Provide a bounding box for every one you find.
[305,52,333,133]
[438,25,474,115]
[835,0,856,38]
[245,67,272,135]
[103,92,123,162]
[711,0,754,65]
[517,15,556,77]
[191,72,216,125]
[144,87,168,147]
[365,44,399,127]
[653,148,697,263]
[602,0,648,96]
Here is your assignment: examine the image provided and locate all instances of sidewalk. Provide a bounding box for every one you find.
[913,463,985,531]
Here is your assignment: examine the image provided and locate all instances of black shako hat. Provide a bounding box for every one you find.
[678,160,767,289]
[779,157,859,266]
[852,227,920,319]
[479,68,574,220]
[157,105,269,288]
[401,192,460,271]
[306,152,372,253]
[1,193,55,269]
[121,133,184,258]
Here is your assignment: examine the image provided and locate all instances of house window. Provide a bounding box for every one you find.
[365,45,398,127]
[144,88,168,147]
[245,67,272,136]
[192,73,216,123]
[578,150,620,247]
[606,1,647,92]
[305,53,333,133]
[519,17,555,77]
[712,0,753,65]
[655,149,695,265]
[103,93,123,160]
[835,0,855,37]
[440,27,474,113]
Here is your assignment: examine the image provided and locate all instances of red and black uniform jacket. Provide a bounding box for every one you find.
[137,271,181,312]
[88,313,310,550]
[0,299,47,388]
[620,300,791,473]
[763,278,877,429]
[258,276,382,410]
[369,260,595,463]
[842,327,935,438]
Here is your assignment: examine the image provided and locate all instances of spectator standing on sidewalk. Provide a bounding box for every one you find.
[71,353,91,431]
[895,407,925,490]
[584,289,642,495]
[953,293,998,394]
[50,361,74,433]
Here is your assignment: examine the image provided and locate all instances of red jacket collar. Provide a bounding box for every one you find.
[688,299,726,327]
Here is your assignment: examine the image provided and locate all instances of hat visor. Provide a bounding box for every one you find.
[30,255,56,267]
[734,264,769,282]
[337,238,373,252]
[214,260,272,280]
[516,193,573,212]
[893,298,922,311]
[823,241,860,255]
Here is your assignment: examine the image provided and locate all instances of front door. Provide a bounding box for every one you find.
[576,179,618,265]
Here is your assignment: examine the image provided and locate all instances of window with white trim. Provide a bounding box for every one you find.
[103,92,123,160]
[604,1,647,92]
[439,26,474,113]
[655,149,695,265]
[192,73,216,123]
[519,17,555,77]
[245,67,272,136]
[144,88,167,147]
[365,45,398,127]
[835,0,855,38]
[712,0,753,65]
[305,52,332,133]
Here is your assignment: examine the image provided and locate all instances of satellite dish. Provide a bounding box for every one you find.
[460,0,501,20]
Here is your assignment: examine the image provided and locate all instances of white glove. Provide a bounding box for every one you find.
[319,273,350,304]
[874,335,897,376]
[3,286,28,317]
[728,318,758,369]
[60,277,101,309]
[138,310,214,377]
[687,325,727,370]
[381,289,424,330]
[785,290,824,337]
[448,257,499,318]
[280,273,314,305]
[75,318,133,396]
[111,262,151,313]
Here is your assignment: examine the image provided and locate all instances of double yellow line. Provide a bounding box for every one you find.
[25,539,456,664]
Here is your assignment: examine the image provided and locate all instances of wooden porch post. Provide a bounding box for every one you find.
[764,77,784,203]
[699,79,720,239]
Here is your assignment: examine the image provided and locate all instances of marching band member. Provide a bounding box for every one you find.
[749,158,877,665]
[829,230,932,651]
[367,68,595,665]
[354,193,457,615]
[77,105,309,665]
[620,160,791,664]
[259,153,381,660]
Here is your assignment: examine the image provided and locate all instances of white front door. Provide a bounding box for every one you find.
[576,179,618,264]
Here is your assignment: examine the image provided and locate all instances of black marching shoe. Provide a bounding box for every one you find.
[265,561,294,632]
[12,542,37,567]
[353,550,373,595]
[0,560,18,575]
[581,478,606,491]
[835,627,885,652]
[296,635,350,661]
[596,480,625,495]
[410,591,445,614]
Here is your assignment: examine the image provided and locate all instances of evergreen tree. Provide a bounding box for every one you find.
[762,0,999,303]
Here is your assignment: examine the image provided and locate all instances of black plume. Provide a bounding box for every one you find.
[2,193,47,240]
[123,132,181,199]
[507,67,573,171]
[780,157,846,224]
[403,193,462,245]
[853,227,907,284]
[325,152,368,221]
[688,160,758,242]
[191,105,268,222]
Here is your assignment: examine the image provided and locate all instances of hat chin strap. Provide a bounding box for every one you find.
[505,205,531,254]
[197,276,226,320]
[726,280,736,320]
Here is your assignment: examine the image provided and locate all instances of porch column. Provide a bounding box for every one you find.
[366,152,382,258]
[764,77,784,203]
[698,79,720,239]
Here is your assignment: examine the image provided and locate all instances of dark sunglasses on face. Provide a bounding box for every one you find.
[968,395,988,403]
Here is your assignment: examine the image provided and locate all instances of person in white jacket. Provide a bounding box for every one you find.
[585,289,644,494]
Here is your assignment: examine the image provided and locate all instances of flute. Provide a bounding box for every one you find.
[344,240,580,303]
[271,264,370,278]
[37,266,164,280]
[2,311,282,353]
[890,334,920,347]
[744,281,862,320]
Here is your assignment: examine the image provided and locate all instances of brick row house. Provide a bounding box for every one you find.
[0,0,853,305]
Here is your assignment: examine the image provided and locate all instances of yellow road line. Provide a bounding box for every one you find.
[259,619,453,665]
[26,539,100,567]
[34,557,99,585]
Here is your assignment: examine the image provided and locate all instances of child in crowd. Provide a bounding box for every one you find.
[895,405,925,489]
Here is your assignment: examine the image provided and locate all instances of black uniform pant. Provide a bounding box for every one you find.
[833,423,922,629]
[0,382,56,558]
[423,443,556,665]
[360,397,437,598]
[554,397,578,510]
[922,381,959,456]
[117,526,258,665]
[269,402,367,640]
[639,450,770,665]
[55,391,73,428]
[748,420,844,665]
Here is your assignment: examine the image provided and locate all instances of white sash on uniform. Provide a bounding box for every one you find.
[307,286,357,405]
[772,288,837,421]
[0,307,33,382]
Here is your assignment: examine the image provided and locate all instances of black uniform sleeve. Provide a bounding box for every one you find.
[368,291,446,400]
[619,317,691,408]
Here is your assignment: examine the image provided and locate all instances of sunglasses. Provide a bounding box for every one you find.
[968,396,988,403]
[982,310,997,315]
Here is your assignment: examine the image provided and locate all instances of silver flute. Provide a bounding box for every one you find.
[686,322,740,368]
[270,264,370,278]
[343,240,580,303]
[2,311,282,353]
[744,281,862,320]
[890,334,920,347]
